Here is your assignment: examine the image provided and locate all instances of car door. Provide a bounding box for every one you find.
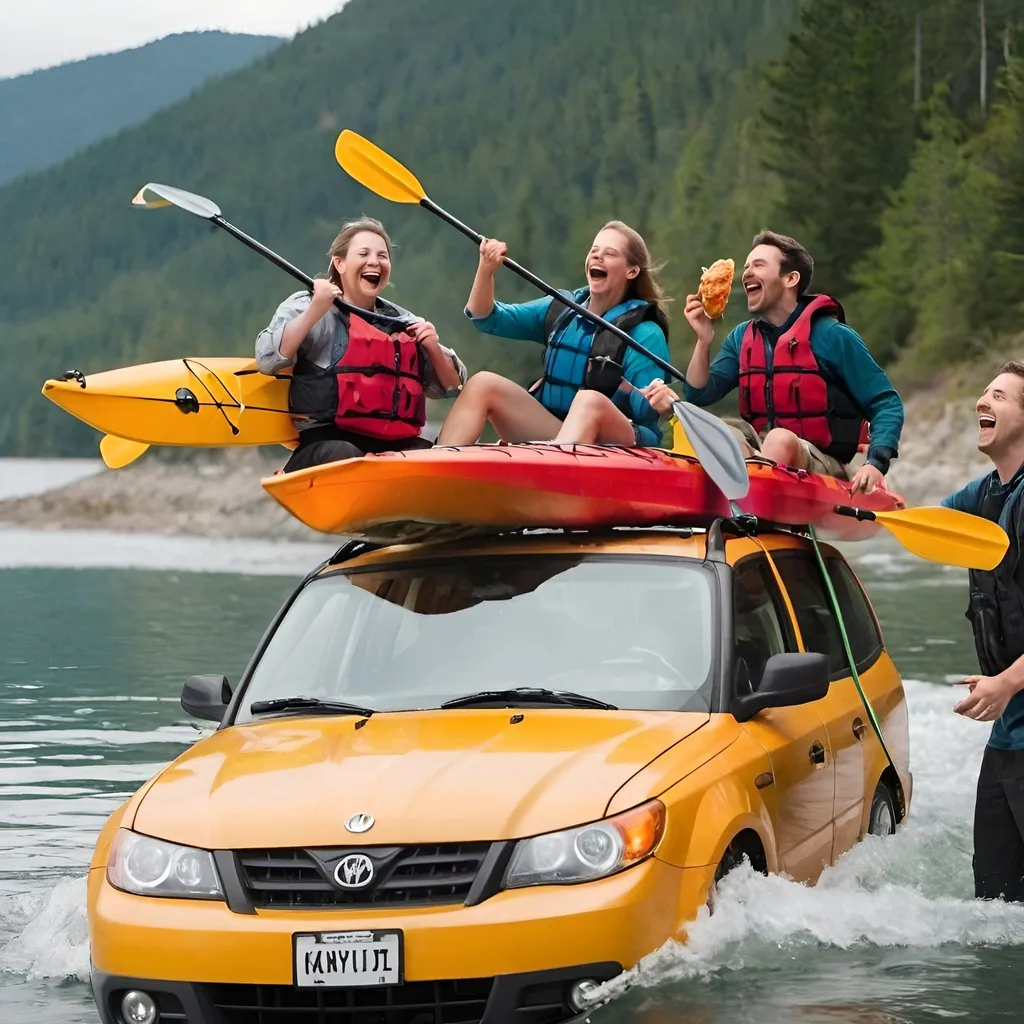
[731,555,836,883]
[771,549,878,862]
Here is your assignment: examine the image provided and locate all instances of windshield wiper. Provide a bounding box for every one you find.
[440,687,617,711]
[248,696,376,718]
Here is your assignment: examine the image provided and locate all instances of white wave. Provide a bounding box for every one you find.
[0,877,89,982]
[592,679,1018,1008]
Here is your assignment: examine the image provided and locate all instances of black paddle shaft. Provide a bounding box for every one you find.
[419,197,688,383]
[210,215,411,328]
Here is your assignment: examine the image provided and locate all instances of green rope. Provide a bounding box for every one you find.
[807,524,905,815]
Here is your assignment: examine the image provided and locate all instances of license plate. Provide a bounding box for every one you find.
[294,930,402,988]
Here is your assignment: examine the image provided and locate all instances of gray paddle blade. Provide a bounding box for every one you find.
[672,400,750,501]
[131,183,222,220]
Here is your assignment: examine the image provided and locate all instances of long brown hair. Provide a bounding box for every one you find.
[326,218,393,287]
[601,220,670,317]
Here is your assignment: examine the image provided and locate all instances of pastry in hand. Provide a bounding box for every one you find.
[698,258,734,319]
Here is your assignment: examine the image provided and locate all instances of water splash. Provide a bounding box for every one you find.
[0,878,89,982]
[591,680,1021,1012]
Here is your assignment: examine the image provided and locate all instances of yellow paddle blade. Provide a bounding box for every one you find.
[99,434,150,469]
[876,506,1009,571]
[334,130,426,204]
[670,416,696,457]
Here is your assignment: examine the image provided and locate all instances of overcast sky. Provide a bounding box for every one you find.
[0,0,348,79]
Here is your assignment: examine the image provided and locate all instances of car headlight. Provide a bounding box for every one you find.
[107,829,223,900]
[504,799,665,888]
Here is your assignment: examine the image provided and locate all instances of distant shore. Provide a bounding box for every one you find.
[0,392,990,541]
[0,447,326,541]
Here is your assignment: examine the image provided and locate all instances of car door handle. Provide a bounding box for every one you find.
[809,741,827,767]
[852,717,867,740]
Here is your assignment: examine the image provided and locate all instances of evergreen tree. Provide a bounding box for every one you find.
[849,86,1000,366]
[983,57,1024,327]
[762,0,916,295]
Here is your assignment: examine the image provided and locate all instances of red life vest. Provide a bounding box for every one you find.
[737,294,868,465]
[289,312,426,440]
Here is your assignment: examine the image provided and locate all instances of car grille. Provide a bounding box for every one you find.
[206,979,493,1024]
[236,844,490,908]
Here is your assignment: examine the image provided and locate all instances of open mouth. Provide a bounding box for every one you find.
[744,282,763,302]
[979,415,996,430]
[361,271,382,287]
[587,266,608,281]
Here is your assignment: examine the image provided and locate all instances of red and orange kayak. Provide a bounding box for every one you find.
[261,443,902,541]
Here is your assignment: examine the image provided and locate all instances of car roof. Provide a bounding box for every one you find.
[314,528,844,575]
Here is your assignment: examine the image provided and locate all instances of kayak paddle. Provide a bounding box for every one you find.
[99,434,150,469]
[834,504,1008,570]
[130,183,411,328]
[332,130,750,502]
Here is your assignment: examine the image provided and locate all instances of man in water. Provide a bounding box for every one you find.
[644,230,903,495]
[943,361,1024,901]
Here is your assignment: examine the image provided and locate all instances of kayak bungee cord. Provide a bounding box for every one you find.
[183,358,242,436]
[806,523,906,817]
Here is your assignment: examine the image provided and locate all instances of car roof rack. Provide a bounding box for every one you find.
[311,518,814,574]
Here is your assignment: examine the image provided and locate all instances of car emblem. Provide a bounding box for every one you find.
[335,853,374,889]
[345,812,374,834]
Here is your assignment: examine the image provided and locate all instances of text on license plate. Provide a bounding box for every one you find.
[295,930,402,987]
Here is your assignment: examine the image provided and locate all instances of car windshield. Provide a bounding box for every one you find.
[235,555,716,721]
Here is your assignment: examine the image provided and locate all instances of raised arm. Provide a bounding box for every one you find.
[466,238,508,319]
[683,293,716,390]
[255,282,338,375]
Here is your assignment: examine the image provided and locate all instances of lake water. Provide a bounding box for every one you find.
[1,460,1022,1023]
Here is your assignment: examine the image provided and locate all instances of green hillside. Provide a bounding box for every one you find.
[0,32,284,186]
[2,0,1022,457]
[0,0,796,454]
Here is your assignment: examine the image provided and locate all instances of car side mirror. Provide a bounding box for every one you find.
[731,652,830,723]
[181,674,232,723]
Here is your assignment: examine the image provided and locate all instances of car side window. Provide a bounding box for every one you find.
[732,557,792,692]
[771,552,881,677]
[825,557,883,667]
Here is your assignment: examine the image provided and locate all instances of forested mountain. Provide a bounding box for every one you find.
[0,0,795,455]
[1,0,1022,457]
[0,32,283,186]
[764,0,1024,378]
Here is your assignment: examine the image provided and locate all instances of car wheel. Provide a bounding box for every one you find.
[868,781,897,838]
[707,841,748,914]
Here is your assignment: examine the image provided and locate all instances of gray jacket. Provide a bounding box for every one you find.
[255,290,467,431]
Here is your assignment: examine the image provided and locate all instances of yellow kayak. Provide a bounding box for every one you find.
[41,358,298,449]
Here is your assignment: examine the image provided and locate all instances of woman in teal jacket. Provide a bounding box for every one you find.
[437,221,671,447]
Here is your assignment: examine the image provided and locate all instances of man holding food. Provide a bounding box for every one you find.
[645,230,903,495]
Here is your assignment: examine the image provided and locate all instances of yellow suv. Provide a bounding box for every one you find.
[87,525,911,1024]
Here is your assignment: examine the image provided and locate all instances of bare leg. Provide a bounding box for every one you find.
[759,428,811,470]
[437,371,564,445]
[553,391,638,445]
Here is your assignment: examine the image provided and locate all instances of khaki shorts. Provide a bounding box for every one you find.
[723,418,863,481]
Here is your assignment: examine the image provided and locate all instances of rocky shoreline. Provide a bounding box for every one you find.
[0,391,990,540]
[0,447,327,541]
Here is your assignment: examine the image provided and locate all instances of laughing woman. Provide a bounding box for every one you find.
[256,218,466,472]
[436,221,670,448]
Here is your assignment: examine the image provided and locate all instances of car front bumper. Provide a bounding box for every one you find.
[91,963,619,1024]
[89,855,716,1023]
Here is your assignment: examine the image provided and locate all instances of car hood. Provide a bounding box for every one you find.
[131,708,708,848]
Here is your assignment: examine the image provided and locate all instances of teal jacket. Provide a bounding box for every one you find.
[466,289,670,447]
[683,301,904,473]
